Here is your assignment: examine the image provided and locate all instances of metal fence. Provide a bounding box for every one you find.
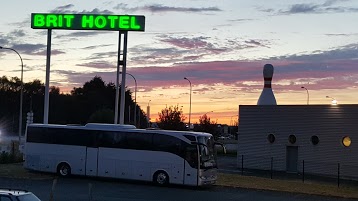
[218,155,358,187]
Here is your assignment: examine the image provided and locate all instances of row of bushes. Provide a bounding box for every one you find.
[0,151,23,164]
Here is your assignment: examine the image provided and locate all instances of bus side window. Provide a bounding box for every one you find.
[27,127,52,143]
[185,144,198,168]
[113,132,126,148]
[124,133,153,150]
[97,132,116,148]
[153,134,182,155]
[87,130,97,148]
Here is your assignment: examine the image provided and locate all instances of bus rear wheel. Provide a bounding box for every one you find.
[153,171,169,186]
[57,163,71,177]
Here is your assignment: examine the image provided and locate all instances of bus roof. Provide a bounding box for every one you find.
[85,123,136,129]
[138,128,212,137]
[28,123,136,130]
[28,123,212,137]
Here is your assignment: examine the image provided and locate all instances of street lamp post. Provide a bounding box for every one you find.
[204,111,213,116]
[0,46,24,143]
[184,77,192,130]
[147,100,151,127]
[120,72,137,126]
[301,86,309,105]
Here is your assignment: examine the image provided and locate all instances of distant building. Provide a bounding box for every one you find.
[238,105,358,179]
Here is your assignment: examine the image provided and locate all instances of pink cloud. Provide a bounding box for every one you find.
[60,55,358,93]
[161,36,210,49]
[125,59,358,92]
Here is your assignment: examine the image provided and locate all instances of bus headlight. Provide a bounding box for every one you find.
[200,175,208,180]
[203,162,213,167]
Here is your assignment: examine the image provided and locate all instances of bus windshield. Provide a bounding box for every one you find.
[197,136,217,169]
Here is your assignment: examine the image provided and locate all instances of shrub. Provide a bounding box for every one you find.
[0,151,23,164]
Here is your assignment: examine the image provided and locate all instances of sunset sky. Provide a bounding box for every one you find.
[0,0,357,125]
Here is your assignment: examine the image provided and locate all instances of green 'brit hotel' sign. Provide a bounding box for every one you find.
[31,13,145,31]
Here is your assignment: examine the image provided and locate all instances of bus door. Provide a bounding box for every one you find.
[86,147,98,176]
[184,145,199,186]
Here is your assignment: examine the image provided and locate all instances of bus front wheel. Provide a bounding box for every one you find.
[57,163,71,177]
[153,171,169,186]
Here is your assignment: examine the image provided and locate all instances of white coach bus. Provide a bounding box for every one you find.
[24,123,225,186]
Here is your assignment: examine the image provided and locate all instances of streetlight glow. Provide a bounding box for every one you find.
[326,96,338,105]
[0,46,24,143]
[184,77,192,130]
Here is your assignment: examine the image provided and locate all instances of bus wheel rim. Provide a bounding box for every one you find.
[60,167,68,175]
[157,173,167,184]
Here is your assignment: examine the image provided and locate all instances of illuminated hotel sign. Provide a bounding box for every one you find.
[31,13,145,31]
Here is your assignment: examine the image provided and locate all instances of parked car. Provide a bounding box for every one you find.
[0,189,41,201]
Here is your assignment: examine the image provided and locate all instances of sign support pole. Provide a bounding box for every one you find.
[44,29,52,124]
[119,32,128,124]
[114,32,122,124]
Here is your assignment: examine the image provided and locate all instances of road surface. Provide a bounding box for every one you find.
[0,177,355,201]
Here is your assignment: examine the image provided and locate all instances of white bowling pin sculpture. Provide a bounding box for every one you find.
[257,64,277,105]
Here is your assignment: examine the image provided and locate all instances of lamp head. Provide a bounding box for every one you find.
[0,46,3,49]
[301,86,305,89]
[326,96,330,98]
[184,77,187,80]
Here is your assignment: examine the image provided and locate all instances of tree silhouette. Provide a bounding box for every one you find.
[88,108,114,123]
[0,75,148,134]
[194,114,219,138]
[157,105,186,130]
[70,76,115,124]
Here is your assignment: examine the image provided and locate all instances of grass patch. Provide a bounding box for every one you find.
[217,173,358,199]
[0,163,53,180]
[0,152,23,164]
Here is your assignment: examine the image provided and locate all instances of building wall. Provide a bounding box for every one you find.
[237,105,358,179]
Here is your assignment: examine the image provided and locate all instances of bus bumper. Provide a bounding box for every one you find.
[198,178,216,185]
[198,169,217,185]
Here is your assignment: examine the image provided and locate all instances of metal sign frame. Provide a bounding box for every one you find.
[31,13,145,125]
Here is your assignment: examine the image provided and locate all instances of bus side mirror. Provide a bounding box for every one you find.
[191,142,209,155]
[214,142,226,154]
